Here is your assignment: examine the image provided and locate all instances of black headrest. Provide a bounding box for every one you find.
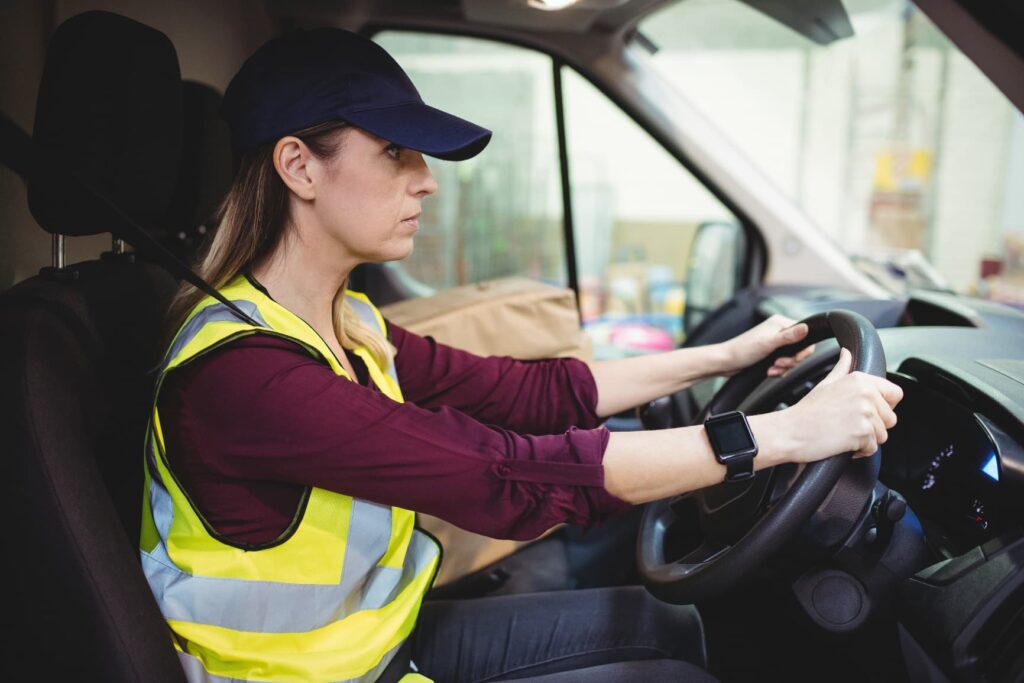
[165,80,234,260]
[28,11,182,238]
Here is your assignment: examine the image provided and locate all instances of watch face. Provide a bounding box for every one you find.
[707,412,757,458]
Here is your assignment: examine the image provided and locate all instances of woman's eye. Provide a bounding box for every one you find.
[386,144,403,160]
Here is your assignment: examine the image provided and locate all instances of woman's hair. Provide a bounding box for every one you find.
[162,120,394,370]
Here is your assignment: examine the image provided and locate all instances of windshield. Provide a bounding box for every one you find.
[638,0,1024,307]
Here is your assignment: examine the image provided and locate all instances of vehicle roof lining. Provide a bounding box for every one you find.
[271,0,667,38]
[272,0,857,45]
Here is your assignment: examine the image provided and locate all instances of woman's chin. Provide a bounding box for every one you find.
[377,240,415,263]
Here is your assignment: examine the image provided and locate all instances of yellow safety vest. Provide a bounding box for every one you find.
[140,272,439,682]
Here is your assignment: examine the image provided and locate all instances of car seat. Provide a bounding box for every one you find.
[0,11,190,681]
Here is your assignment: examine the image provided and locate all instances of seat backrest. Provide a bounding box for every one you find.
[165,80,234,263]
[0,11,189,681]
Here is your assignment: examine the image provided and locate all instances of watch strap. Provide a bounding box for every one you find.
[723,455,755,483]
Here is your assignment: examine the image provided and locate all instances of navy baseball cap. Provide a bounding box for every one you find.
[221,28,492,161]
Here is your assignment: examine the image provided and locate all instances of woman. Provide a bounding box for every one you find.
[140,27,904,683]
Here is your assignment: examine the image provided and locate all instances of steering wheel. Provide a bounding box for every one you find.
[637,310,886,604]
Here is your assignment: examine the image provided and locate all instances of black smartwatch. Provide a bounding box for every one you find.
[704,411,758,483]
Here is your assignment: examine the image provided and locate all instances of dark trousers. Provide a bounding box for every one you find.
[410,586,716,682]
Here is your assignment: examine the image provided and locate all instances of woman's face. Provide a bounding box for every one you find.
[312,126,438,263]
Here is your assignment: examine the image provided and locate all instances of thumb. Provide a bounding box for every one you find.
[820,347,852,385]
[782,322,809,344]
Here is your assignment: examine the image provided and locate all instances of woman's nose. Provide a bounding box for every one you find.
[410,153,439,197]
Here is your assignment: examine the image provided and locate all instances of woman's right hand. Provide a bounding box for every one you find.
[605,347,905,505]
[772,348,904,464]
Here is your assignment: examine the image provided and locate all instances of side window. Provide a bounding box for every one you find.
[373,32,566,290]
[374,31,746,360]
[561,68,739,359]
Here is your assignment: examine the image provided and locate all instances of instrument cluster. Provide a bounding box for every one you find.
[882,374,1018,556]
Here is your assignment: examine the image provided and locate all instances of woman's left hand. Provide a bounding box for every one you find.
[718,315,816,378]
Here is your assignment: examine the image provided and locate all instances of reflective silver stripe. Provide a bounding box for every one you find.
[346,296,399,386]
[148,464,177,546]
[142,531,436,633]
[176,639,409,683]
[160,300,267,373]
[167,296,394,383]
[143,485,437,632]
[343,499,394,584]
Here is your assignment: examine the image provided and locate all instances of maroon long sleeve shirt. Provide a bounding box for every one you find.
[157,322,632,545]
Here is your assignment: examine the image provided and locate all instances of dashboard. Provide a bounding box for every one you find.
[882,365,1024,557]
[869,343,1024,682]
[754,287,1024,558]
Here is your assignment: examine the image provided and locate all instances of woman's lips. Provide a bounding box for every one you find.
[401,214,420,229]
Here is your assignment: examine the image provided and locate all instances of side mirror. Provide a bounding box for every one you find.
[684,220,746,334]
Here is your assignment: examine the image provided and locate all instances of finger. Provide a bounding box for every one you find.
[820,348,852,385]
[770,314,799,330]
[874,392,897,430]
[768,358,800,378]
[878,379,904,409]
[863,375,904,408]
[794,344,816,362]
[781,322,810,344]
[851,428,876,458]
[853,444,878,459]
[870,409,888,447]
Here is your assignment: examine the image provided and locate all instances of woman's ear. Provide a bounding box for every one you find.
[273,136,317,201]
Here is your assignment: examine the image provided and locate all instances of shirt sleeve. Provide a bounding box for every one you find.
[160,333,632,541]
[388,322,603,435]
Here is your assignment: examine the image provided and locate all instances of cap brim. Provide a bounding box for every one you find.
[342,102,492,161]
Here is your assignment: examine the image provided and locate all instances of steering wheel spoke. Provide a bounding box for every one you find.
[764,462,803,510]
[668,490,695,509]
[675,542,730,574]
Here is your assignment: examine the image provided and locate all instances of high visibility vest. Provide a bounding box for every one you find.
[140,272,440,683]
